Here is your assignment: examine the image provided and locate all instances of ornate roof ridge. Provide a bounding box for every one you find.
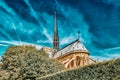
[58,39,79,52]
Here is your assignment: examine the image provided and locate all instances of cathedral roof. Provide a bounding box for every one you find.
[54,39,89,58]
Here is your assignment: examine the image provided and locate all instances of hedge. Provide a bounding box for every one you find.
[37,58,120,80]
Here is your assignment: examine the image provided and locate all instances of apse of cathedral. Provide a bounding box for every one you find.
[42,11,96,69]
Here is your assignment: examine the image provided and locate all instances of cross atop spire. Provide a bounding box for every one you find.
[78,30,80,40]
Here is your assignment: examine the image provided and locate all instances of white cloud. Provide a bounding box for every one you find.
[0,44,9,46]
[0,40,42,50]
[37,40,50,44]
[90,55,111,62]
[91,52,120,62]
[43,28,53,44]
[91,46,120,61]
[105,53,120,59]
[100,47,120,59]
[60,34,76,45]
[105,47,120,51]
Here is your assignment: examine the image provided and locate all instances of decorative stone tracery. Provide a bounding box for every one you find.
[57,51,89,69]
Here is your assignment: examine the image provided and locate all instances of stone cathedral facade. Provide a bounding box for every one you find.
[42,11,96,69]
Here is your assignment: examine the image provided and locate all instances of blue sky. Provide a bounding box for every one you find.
[0,0,120,61]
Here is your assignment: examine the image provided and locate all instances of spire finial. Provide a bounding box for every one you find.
[54,10,57,32]
[54,2,57,33]
[78,30,80,40]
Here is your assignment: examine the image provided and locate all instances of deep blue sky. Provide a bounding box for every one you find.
[0,0,120,61]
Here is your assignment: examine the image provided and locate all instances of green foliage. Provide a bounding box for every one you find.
[0,45,65,80]
[37,58,120,80]
[38,49,49,57]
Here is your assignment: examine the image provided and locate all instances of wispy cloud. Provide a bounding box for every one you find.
[90,55,111,61]
[105,47,120,51]
[60,34,76,45]
[43,28,53,44]
[91,52,120,62]
[105,53,120,58]
[37,40,50,44]
[99,47,120,58]
[0,44,9,46]
[90,46,120,61]
[0,40,42,50]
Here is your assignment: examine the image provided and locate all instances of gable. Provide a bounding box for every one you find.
[54,39,89,58]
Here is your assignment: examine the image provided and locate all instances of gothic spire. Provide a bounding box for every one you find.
[53,9,59,51]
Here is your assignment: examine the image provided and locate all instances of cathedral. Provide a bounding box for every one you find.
[42,11,96,69]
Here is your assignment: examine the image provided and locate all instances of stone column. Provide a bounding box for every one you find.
[86,56,89,64]
[74,55,76,67]
[80,57,83,66]
[83,57,84,65]
[69,62,72,69]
